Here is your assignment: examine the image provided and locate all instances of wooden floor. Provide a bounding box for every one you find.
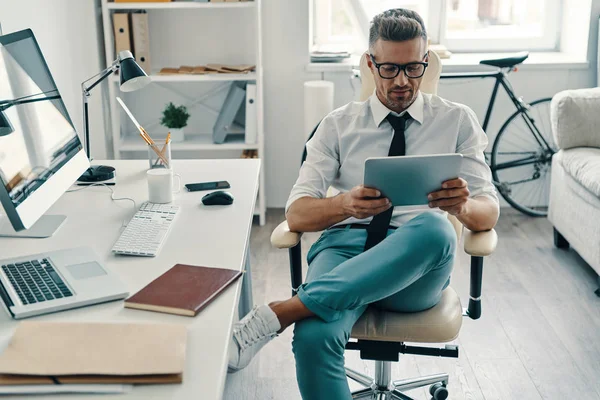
[224,209,600,400]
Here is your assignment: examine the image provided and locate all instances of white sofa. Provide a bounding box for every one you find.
[548,88,600,296]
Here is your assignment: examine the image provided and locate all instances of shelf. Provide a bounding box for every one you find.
[110,72,256,83]
[107,1,256,10]
[102,0,265,225]
[119,134,259,151]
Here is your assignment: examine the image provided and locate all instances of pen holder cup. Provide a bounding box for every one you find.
[148,141,172,170]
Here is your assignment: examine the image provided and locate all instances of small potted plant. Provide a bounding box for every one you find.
[160,102,190,142]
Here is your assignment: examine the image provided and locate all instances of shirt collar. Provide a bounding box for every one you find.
[369,90,424,127]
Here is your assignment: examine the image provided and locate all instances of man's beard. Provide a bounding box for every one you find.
[386,89,415,111]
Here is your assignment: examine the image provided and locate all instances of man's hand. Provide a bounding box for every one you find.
[428,178,470,216]
[340,185,391,219]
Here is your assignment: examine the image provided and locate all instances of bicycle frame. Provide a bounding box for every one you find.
[441,70,503,132]
[440,70,554,171]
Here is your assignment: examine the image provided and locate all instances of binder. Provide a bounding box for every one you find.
[130,12,151,74]
[112,13,132,56]
[213,83,246,144]
[244,83,257,144]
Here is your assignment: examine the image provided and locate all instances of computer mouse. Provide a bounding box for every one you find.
[202,190,234,206]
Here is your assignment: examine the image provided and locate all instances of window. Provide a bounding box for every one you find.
[311,0,561,54]
[443,0,561,51]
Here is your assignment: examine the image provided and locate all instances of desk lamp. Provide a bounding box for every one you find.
[77,50,151,183]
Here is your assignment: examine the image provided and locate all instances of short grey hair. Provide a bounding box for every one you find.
[369,8,427,50]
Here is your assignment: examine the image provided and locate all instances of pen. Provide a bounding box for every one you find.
[141,127,169,165]
[153,132,172,168]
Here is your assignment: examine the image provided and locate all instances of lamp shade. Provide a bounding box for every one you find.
[118,50,151,92]
[0,110,14,136]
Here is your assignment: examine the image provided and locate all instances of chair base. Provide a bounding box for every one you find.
[347,362,449,400]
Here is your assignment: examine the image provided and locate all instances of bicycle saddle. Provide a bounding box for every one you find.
[479,51,529,68]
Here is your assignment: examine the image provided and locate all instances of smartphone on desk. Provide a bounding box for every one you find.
[185,181,231,192]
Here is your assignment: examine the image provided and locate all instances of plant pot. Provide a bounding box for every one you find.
[170,128,185,142]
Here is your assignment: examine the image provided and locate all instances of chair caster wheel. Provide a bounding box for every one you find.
[429,383,448,400]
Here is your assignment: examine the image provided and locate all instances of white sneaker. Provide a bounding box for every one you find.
[228,305,281,372]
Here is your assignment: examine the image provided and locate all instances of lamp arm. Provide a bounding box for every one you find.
[80,51,148,161]
[81,60,118,159]
[81,61,119,96]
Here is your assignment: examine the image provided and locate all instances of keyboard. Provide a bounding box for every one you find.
[1,259,72,305]
[112,202,180,257]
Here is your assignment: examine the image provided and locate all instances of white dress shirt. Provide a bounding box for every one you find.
[286,91,499,228]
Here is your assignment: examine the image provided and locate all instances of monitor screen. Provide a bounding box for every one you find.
[0,30,82,209]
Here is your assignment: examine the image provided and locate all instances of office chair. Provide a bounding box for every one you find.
[271,50,498,400]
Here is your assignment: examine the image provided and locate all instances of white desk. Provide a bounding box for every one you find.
[0,159,260,400]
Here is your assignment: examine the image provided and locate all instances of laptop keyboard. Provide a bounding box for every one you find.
[1,259,73,305]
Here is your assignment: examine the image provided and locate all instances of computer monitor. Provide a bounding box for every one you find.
[0,29,89,236]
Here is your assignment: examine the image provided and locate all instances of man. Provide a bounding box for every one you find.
[228,8,499,400]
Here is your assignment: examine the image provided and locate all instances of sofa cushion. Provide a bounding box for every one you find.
[556,148,600,198]
[551,88,600,150]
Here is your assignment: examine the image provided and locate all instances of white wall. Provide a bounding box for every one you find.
[263,0,600,207]
[0,0,107,160]
[262,0,319,207]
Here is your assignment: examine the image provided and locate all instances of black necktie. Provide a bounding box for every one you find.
[364,113,411,251]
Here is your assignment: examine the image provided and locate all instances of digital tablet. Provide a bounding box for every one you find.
[364,154,463,206]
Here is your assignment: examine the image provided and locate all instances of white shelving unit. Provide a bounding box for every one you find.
[107,1,255,9]
[119,135,259,151]
[100,0,266,226]
[108,72,258,83]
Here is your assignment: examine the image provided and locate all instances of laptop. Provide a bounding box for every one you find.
[0,247,129,319]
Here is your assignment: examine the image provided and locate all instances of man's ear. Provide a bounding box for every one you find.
[424,50,429,63]
[362,52,376,78]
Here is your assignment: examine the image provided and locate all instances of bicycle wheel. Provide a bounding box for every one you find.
[491,98,556,217]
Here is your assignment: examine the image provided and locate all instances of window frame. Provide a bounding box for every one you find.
[440,0,562,52]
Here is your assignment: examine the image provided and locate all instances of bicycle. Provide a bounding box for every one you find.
[440,51,556,217]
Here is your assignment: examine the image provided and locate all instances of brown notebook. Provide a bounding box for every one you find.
[125,264,243,317]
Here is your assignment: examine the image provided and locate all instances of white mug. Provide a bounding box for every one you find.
[147,169,181,204]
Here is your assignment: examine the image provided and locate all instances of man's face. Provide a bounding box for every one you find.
[368,38,428,112]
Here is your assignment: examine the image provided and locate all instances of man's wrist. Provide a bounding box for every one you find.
[457,197,471,217]
[333,193,350,218]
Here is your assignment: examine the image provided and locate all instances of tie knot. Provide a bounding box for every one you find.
[386,113,411,132]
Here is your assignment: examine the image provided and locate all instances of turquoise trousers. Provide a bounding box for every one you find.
[292,212,456,400]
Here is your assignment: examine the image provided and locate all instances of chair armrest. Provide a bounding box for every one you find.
[463,229,497,320]
[463,228,498,256]
[271,220,303,249]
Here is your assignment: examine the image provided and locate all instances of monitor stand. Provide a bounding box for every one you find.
[0,215,67,238]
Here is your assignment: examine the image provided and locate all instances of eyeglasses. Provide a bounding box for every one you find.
[369,52,429,79]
